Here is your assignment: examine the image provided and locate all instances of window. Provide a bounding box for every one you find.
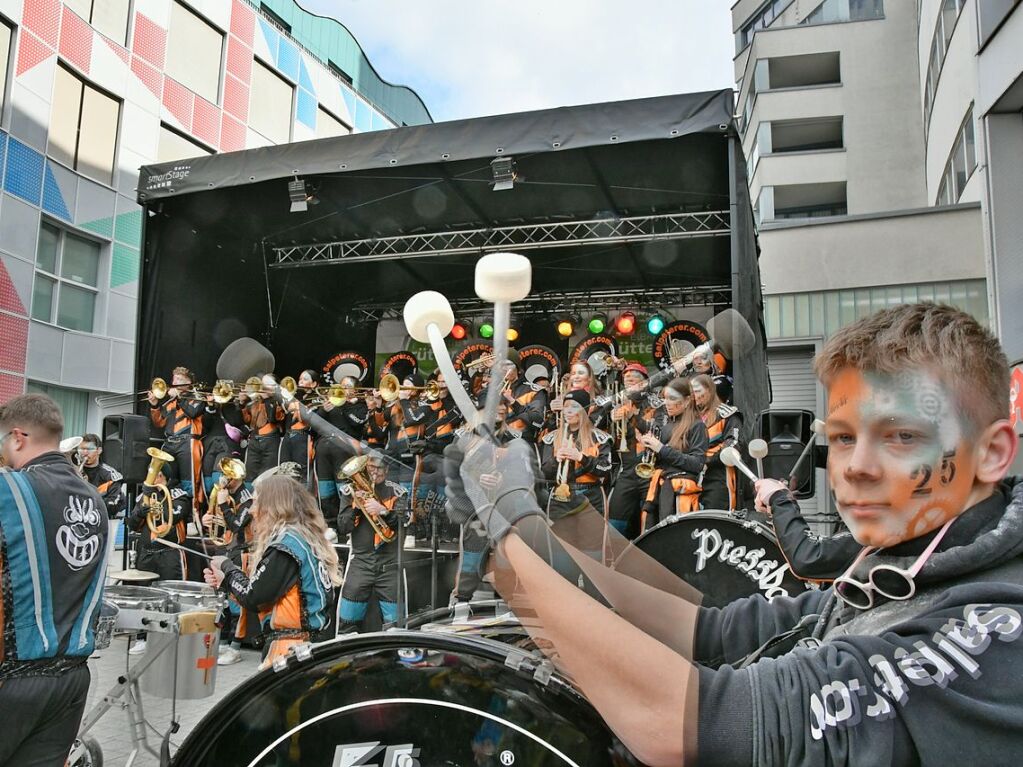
[26,382,89,434]
[801,0,884,26]
[165,1,224,103]
[328,60,354,86]
[49,64,120,184]
[259,3,291,34]
[0,20,11,111]
[32,221,101,333]
[157,124,213,163]
[249,60,293,144]
[316,108,350,139]
[923,0,966,127]
[64,0,131,46]
[735,0,795,53]
[936,107,978,204]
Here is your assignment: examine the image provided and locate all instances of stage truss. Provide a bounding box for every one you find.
[268,210,731,268]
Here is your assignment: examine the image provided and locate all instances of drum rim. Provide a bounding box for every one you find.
[173,630,594,764]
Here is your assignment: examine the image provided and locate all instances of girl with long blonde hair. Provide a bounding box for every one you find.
[207,474,341,669]
[540,389,612,520]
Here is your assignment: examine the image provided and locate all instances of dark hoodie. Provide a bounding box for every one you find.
[695,478,1023,765]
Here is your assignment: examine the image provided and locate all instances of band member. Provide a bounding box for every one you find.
[78,432,125,518]
[362,389,388,449]
[692,373,743,510]
[550,361,606,432]
[127,470,190,581]
[148,366,204,500]
[0,394,108,766]
[638,377,708,526]
[200,395,244,496]
[607,364,658,537]
[412,371,464,516]
[238,373,284,483]
[280,370,318,485]
[692,345,733,404]
[206,474,341,670]
[336,452,411,632]
[540,390,613,520]
[384,373,430,487]
[315,377,367,519]
[500,353,549,443]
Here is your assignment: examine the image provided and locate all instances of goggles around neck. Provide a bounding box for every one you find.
[833,518,955,610]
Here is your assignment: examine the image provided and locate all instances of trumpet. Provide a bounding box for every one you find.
[205,457,246,546]
[465,352,497,373]
[379,374,440,403]
[340,456,395,543]
[635,419,660,479]
[142,447,176,538]
[553,418,573,503]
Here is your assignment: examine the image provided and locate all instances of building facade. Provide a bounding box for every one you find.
[0,0,430,433]
[732,0,1022,522]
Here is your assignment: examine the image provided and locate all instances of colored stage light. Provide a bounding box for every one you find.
[450,321,468,341]
[588,315,606,334]
[615,312,636,335]
[507,328,520,342]
[647,315,665,335]
[557,319,574,337]
[480,323,494,339]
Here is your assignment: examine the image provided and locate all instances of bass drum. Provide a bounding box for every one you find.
[173,631,641,766]
[614,511,810,608]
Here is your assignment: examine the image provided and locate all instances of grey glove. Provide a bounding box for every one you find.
[443,435,545,542]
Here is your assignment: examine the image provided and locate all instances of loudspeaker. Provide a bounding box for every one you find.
[102,415,154,484]
[756,409,817,498]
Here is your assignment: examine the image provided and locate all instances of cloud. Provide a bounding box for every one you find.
[299,1,736,122]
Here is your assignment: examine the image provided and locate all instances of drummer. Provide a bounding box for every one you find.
[205,473,341,670]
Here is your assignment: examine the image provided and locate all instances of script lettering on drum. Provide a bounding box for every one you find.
[691,527,793,600]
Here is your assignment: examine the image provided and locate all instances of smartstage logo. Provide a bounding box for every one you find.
[332,741,420,766]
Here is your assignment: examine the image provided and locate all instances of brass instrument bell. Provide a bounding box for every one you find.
[379,374,440,403]
[280,376,297,395]
[205,457,246,547]
[143,447,176,538]
[151,377,168,400]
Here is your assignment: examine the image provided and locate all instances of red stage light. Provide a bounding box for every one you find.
[450,322,468,340]
[615,312,636,335]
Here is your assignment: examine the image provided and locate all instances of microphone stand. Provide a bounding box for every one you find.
[430,513,439,611]
[396,505,406,628]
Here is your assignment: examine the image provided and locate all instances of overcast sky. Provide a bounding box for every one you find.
[299,1,737,122]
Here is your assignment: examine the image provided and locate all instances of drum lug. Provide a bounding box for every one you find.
[293,642,313,662]
[531,659,554,686]
[503,648,555,687]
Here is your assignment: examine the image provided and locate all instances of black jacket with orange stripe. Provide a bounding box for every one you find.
[83,462,125,517]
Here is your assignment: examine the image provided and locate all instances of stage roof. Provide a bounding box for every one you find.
[135,89,769,417]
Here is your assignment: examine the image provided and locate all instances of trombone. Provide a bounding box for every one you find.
[379,374,441,403]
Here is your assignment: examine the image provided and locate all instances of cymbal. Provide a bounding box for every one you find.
[109,568,160,583]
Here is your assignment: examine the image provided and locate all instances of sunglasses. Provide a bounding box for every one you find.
[833,518,955,610]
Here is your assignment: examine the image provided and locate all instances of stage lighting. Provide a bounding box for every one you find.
[491,156,517,191]
[615,312,636,336]
[506,327,520,342]
[647,315,665,335]
[288,177,318,213]
[479,323,495,339]
[557,319,574,338]
[450,321,469,341]
[588,314,607,334]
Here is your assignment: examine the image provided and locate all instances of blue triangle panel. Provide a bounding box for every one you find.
[257,17,280,66]
[341,87,357,123]
[42,163,71,221]
[299,58,315,93]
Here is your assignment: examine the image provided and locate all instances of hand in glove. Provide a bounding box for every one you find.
[443,434,545,542]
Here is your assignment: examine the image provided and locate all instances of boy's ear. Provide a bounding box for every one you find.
[974,420,1018,484]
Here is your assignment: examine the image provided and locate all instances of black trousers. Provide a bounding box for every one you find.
[0,664,90,767]
[608,464,647,539]
[245,432,281,482]
[280,430,312,485]
[138,545,186,580]
[314,435,355,520]
[455,522,489,602]
[161,434,195,495]
[338,552,399,631]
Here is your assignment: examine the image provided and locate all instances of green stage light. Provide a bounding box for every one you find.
[480,323,494,339]
[588,315,606,334]
[647,315,665,335]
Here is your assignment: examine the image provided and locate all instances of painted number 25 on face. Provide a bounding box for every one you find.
[911,450,957,496]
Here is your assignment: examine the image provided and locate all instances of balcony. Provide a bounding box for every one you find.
[759,181,848,224]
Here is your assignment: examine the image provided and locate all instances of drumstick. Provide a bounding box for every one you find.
[787,419,826,488]
[720,446,759,483]
[153,537,216,561]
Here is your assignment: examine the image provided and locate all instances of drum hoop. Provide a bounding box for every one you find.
[243,697,585,767]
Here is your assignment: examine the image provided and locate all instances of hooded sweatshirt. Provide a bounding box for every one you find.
[694,478,1023,766]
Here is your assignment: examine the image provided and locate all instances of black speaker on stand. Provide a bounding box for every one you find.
[102,414,154,484]
[755,409,817,499]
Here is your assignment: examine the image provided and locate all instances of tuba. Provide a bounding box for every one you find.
[205,457,246,546]
[143,447,176,537]
[340,456,396,543]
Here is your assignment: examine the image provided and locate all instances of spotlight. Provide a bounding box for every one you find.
[587,314,607,335]
[615,312,636,336]
[491,156,517,192]
[557,318,574,338]
[450,321,469,341]
[288,177,318,213]
[647,315,665,335]
[506,327,520,342]
[479,323,495,339]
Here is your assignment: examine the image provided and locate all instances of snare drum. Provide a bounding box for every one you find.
[613,510,810,608]
[173,631,641,766]
[156,580,224,611]
[93,600,119,650]
[104,585,170,632]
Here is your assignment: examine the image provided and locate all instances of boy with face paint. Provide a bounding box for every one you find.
[444,303,1023,766]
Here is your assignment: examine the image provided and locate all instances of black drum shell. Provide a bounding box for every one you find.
[172,630,643,766]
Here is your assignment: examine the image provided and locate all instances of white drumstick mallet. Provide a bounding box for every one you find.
[474,253,532,434]
[787,419,826,488]
[403,291,481,429]
[720,445,760,483]
[748,438,768,480]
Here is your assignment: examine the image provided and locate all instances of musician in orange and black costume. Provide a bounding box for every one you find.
[607,363,659,538]
[127,467,191,581]
[147,366,204,503]
[314,377,367,521]
[637,377,709,528]
[384,372,430,489]
[486,352,548,443]
[410,371,464,508]
[540,389,613,521]
[362,389,388,449]
[692,373,744,510]
[281,370,319,487]
[238,373,285,483]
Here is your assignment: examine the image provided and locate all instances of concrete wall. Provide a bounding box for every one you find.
[757,203,985,295]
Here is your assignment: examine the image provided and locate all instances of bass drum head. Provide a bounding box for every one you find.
[615,511,809,608]
[173,631,640,766]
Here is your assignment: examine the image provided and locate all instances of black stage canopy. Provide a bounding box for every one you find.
[136,89,770,417]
